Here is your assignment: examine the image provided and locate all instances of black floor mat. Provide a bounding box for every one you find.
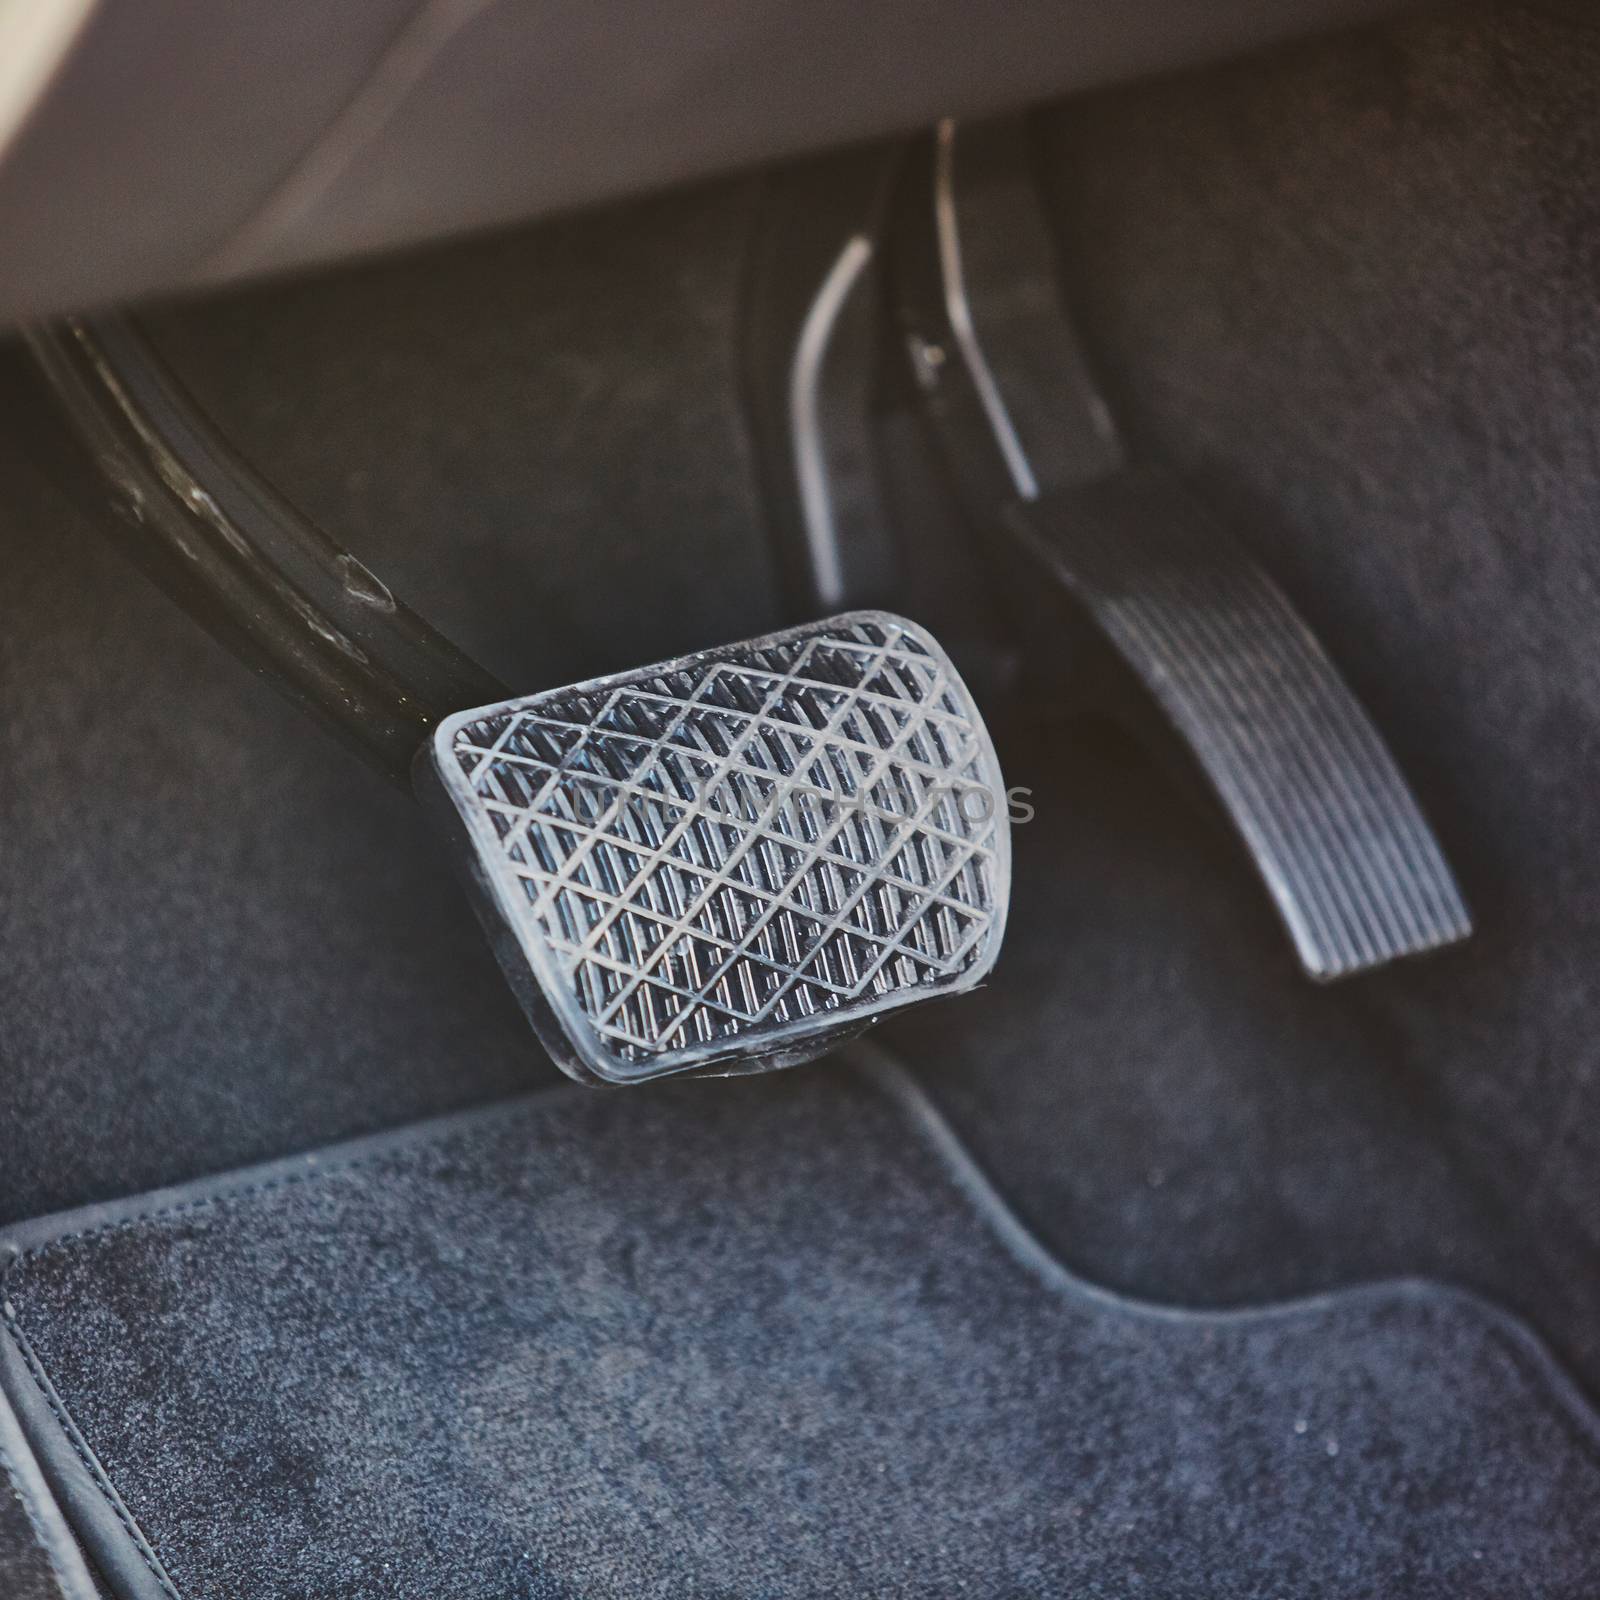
[0,1391,95,1600]
[887,721,1529,1323]
[3,1054,1597,1600]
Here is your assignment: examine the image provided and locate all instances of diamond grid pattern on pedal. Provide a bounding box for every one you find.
[431,613,1008,1082]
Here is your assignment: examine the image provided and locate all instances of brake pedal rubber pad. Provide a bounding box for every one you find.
[416,612,1011,1084]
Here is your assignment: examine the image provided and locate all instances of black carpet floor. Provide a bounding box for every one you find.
[4,1057,1598,1600]
[888,719,1519,1307]
[0,175,774,1224]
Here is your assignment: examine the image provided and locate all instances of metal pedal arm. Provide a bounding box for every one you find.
[25,316,504,783]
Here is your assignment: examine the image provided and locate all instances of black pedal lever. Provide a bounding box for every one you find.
[892,117,1470,980]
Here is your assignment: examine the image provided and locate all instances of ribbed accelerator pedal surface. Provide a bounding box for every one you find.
[1009,468,1471,979]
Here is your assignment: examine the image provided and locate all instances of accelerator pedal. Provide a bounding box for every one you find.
[892,118,1470,979]
[1008,475,1469,978]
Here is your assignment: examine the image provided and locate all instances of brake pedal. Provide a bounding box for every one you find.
[29,321,1010,1086]
[416,612,1010,1083]
[890,118,1471,979]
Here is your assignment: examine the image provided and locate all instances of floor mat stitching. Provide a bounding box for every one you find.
[0,1302,176,1600]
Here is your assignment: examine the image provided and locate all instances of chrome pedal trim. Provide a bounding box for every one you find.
[420,612,1010,1084]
